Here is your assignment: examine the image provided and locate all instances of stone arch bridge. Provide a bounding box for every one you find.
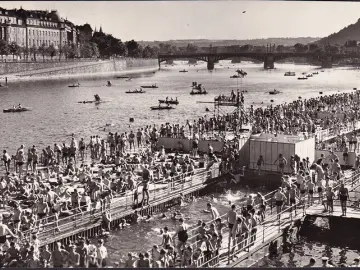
[158,52,351,70]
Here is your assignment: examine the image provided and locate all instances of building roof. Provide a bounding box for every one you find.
[77,23,93,32]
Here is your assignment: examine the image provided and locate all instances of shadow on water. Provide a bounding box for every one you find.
[267,215,360,267]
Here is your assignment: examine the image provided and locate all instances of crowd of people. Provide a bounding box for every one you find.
[0,110,245,267]
[1,90,360,267]
[250,92,360,139]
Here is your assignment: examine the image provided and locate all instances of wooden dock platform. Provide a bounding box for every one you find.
[28,166,220,248]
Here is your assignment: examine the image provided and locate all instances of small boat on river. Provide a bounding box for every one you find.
[78,94,105,104]
[230,75,240,78]
[117,76,130,79]
[284,72,296,76]
[298,77,308,80]
[141,84,158,89]
[313,72,319,75]
[179,69,188,73]
[158,98,179,105]
[126,89,146,94]
[306,74,313,78]
[3,107,31,113]
[269,89,281,95]
[68,83,80,88]
[151,105,174,110]
[191,90,207,95]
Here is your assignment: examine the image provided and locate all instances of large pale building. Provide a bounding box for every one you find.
[0,7,83,50]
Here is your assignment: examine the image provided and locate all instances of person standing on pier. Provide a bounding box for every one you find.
[274,188,286,219]
[173,217,188,262]
[274,154,287,175]
[140,165,151,206]
[2,150,11,172]
[338,183,349,216]
[207,203,220,220]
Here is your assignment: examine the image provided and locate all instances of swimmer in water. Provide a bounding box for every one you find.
[211,195,218,202]
[144,214,154,222]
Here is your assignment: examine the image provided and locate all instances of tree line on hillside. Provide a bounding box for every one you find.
[0,32,358,62]
[0,34,204,61]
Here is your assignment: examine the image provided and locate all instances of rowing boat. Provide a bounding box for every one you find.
[141,85,158,89]
[125,90,146,94]
[150,106,174,110]
[158,99,179,105]
[190,91,207,95]
[3,107,31,113]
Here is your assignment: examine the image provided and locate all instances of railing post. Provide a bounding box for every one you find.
[262,225,265,243]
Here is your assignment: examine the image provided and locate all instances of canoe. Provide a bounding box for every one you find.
[151,106,174,110]
[230,75,239,78]
[78,100,105,104]
[179,70,188,73]
[269,91,281,95]
[141,85,158,88]
[158,99,179,105]
[190,91,207,95]
[297,77,308,80]
[125,90,146,94]
[68,85,80,88]
[3,107,31,113]
[117,76,130,79]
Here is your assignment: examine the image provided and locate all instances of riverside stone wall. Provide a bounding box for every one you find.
[0,58,158,77]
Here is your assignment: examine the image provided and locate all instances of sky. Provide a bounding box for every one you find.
[1,1,360,41]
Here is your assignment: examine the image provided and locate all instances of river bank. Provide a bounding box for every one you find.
[0,58,158,83]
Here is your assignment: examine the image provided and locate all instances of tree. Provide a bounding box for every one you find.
[345,40,357,47]
[150,46,159,58]
[80,42,93,58]
[125,40,142,58]
[61,44,71,60]
[29,45,37,61]
[91,43,100,58]
[8,42,20,60]
[186,43,198,53]
[38,43,47,62]
[308,43,320,52]
[0,40,9,61]
[276,45,285,53]
[111,39,127,57]
[22,46,29,60]
[46,44,57,60]
[68,44,80,59]
[142,45,154,58]
[294,43,307,53]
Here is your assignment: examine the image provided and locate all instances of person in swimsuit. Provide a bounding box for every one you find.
[326,187,335,213]
[274,188,286,219]
[338,183,349,216]
[274,154,287,175]
[256,193,266,221]
[307,180,315,206]
[227,204,237,238]
[0,214,17,245]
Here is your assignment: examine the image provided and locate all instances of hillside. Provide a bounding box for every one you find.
[138,37,320,48]
[317,18,360,45]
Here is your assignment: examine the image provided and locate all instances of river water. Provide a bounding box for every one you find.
[1,61,360,153]
[2,61,360,266]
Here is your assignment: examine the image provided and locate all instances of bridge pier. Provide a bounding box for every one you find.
[264,55,275,69]
[207,56,216,70]
[321,55,332,68]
